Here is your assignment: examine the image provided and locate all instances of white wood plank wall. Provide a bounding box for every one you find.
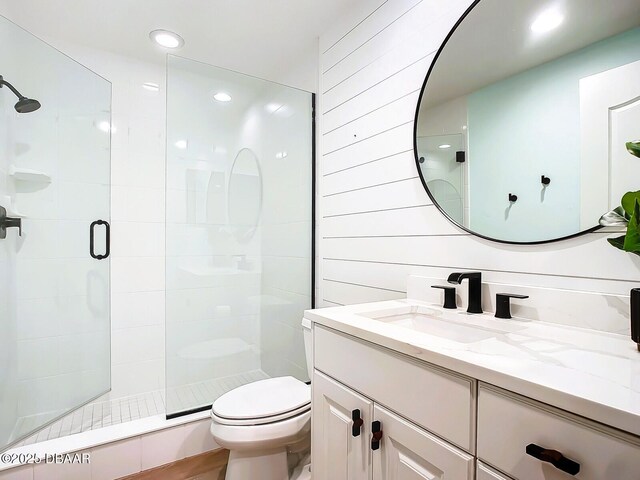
[316,0,640,329]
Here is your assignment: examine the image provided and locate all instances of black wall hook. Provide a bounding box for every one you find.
[508,193,518,203]
[541,175,551,185]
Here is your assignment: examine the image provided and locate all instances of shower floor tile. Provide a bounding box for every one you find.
[11,369,269,447]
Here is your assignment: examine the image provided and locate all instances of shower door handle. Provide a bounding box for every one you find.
[90,219,110,260]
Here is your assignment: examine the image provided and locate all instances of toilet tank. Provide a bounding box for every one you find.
[301,318,313,381]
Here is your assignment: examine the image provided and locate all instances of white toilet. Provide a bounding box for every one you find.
[210,319,313,480]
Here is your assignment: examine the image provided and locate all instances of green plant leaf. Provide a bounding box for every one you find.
[622,198,640,257]
[627,141,640,158]
[599,206,628,226]
[621,191,640,218]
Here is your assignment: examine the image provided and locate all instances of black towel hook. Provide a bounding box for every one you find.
[508,193,518,203]
[541,175,551,185]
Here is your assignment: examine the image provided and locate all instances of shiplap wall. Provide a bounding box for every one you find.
[316,0,640,318]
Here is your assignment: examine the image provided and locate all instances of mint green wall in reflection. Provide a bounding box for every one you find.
[467,27,640,242]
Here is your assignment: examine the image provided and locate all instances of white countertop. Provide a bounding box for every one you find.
[304,299,640,437]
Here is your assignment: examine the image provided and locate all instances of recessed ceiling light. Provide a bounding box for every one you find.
[175,140,188,149]
[149,30,184,49]
[142,82,160,92]
[530,9,564,33]
[275,151,288,159]
[213,92,232,102]
[438,144,451,149]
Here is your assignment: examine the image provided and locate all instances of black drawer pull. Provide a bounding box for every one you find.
[90,219,110,260]
[526,443,580,475]
[371,421,383,450]
[351,409,364,437]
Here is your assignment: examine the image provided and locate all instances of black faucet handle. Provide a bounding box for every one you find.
[495,293,529,319]
[431,285,457,309]
[631,288,640,350]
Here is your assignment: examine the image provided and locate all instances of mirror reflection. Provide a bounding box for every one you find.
[416,0,640,243]
[226,147,262,241]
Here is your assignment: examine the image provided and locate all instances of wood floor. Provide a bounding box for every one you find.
[119,449,228,480]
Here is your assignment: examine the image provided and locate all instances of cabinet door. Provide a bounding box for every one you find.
[373,405,474,480]
[312,370,373,480]
[477,462,514,480]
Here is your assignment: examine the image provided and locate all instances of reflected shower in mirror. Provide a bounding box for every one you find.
[415,0,640,243]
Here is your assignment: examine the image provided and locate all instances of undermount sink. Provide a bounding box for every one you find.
[357,304,500,343]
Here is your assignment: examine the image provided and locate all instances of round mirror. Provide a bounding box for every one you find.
[227,148,262,242]
[415,0,640,243]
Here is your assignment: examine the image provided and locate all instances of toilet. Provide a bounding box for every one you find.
[210,319,313,480]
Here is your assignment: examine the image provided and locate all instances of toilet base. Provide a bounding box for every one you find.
[225,447,289,480]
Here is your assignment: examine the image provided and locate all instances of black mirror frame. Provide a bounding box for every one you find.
[412,0,602,245]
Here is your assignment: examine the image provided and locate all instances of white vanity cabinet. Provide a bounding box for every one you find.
[312,371,372,480]
[476,462,513,480]
[373,404,474,480]
[477,384,640,480]
[312,326,475,480]
[308,298,640,480]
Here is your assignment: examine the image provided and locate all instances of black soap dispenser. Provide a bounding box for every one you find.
[632,288,640,351]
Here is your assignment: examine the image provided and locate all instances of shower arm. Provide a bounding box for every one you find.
[0,75,27,100]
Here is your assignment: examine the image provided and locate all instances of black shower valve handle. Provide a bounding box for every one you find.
[0,205,22,239]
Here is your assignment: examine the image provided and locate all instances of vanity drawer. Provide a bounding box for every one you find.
[477,462,514,480]
[477,384,640,479]
[314,325,474,451]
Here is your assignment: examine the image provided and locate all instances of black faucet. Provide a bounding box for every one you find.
[447,272,483,314]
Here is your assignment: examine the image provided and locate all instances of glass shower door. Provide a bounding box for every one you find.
[165,56,313,416]
[0,16,111,450]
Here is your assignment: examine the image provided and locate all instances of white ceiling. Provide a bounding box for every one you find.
[422,0,640,108]
[0,0,368,91]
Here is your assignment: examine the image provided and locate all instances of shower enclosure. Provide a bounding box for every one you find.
[0,21,313,454]
[165,55,314,417]
[0,16,111,450]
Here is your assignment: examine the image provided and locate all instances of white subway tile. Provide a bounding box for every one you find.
[183,419,219,457]
[0,465,33,480]
[90,437,141,480]
[32,452,91,480]
[140,426,185,470]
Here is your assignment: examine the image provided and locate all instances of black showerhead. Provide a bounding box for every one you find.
[14,97,41,113]
[0,74,41,113]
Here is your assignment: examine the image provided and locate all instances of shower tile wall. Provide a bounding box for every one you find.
[51,41,167,400]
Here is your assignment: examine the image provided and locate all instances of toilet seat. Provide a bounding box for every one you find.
[211,376,310,426]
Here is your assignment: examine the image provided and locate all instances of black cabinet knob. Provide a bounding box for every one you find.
[371,421,383,450]
[495,293,528,319]
[351,409,364,437]
[431,285,457,309]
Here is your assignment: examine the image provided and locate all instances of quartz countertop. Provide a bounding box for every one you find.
[304,299,640,437]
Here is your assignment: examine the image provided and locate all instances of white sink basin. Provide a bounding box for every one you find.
[357,304,500,343]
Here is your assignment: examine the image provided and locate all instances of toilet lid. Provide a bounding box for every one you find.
[212,376,310,421]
